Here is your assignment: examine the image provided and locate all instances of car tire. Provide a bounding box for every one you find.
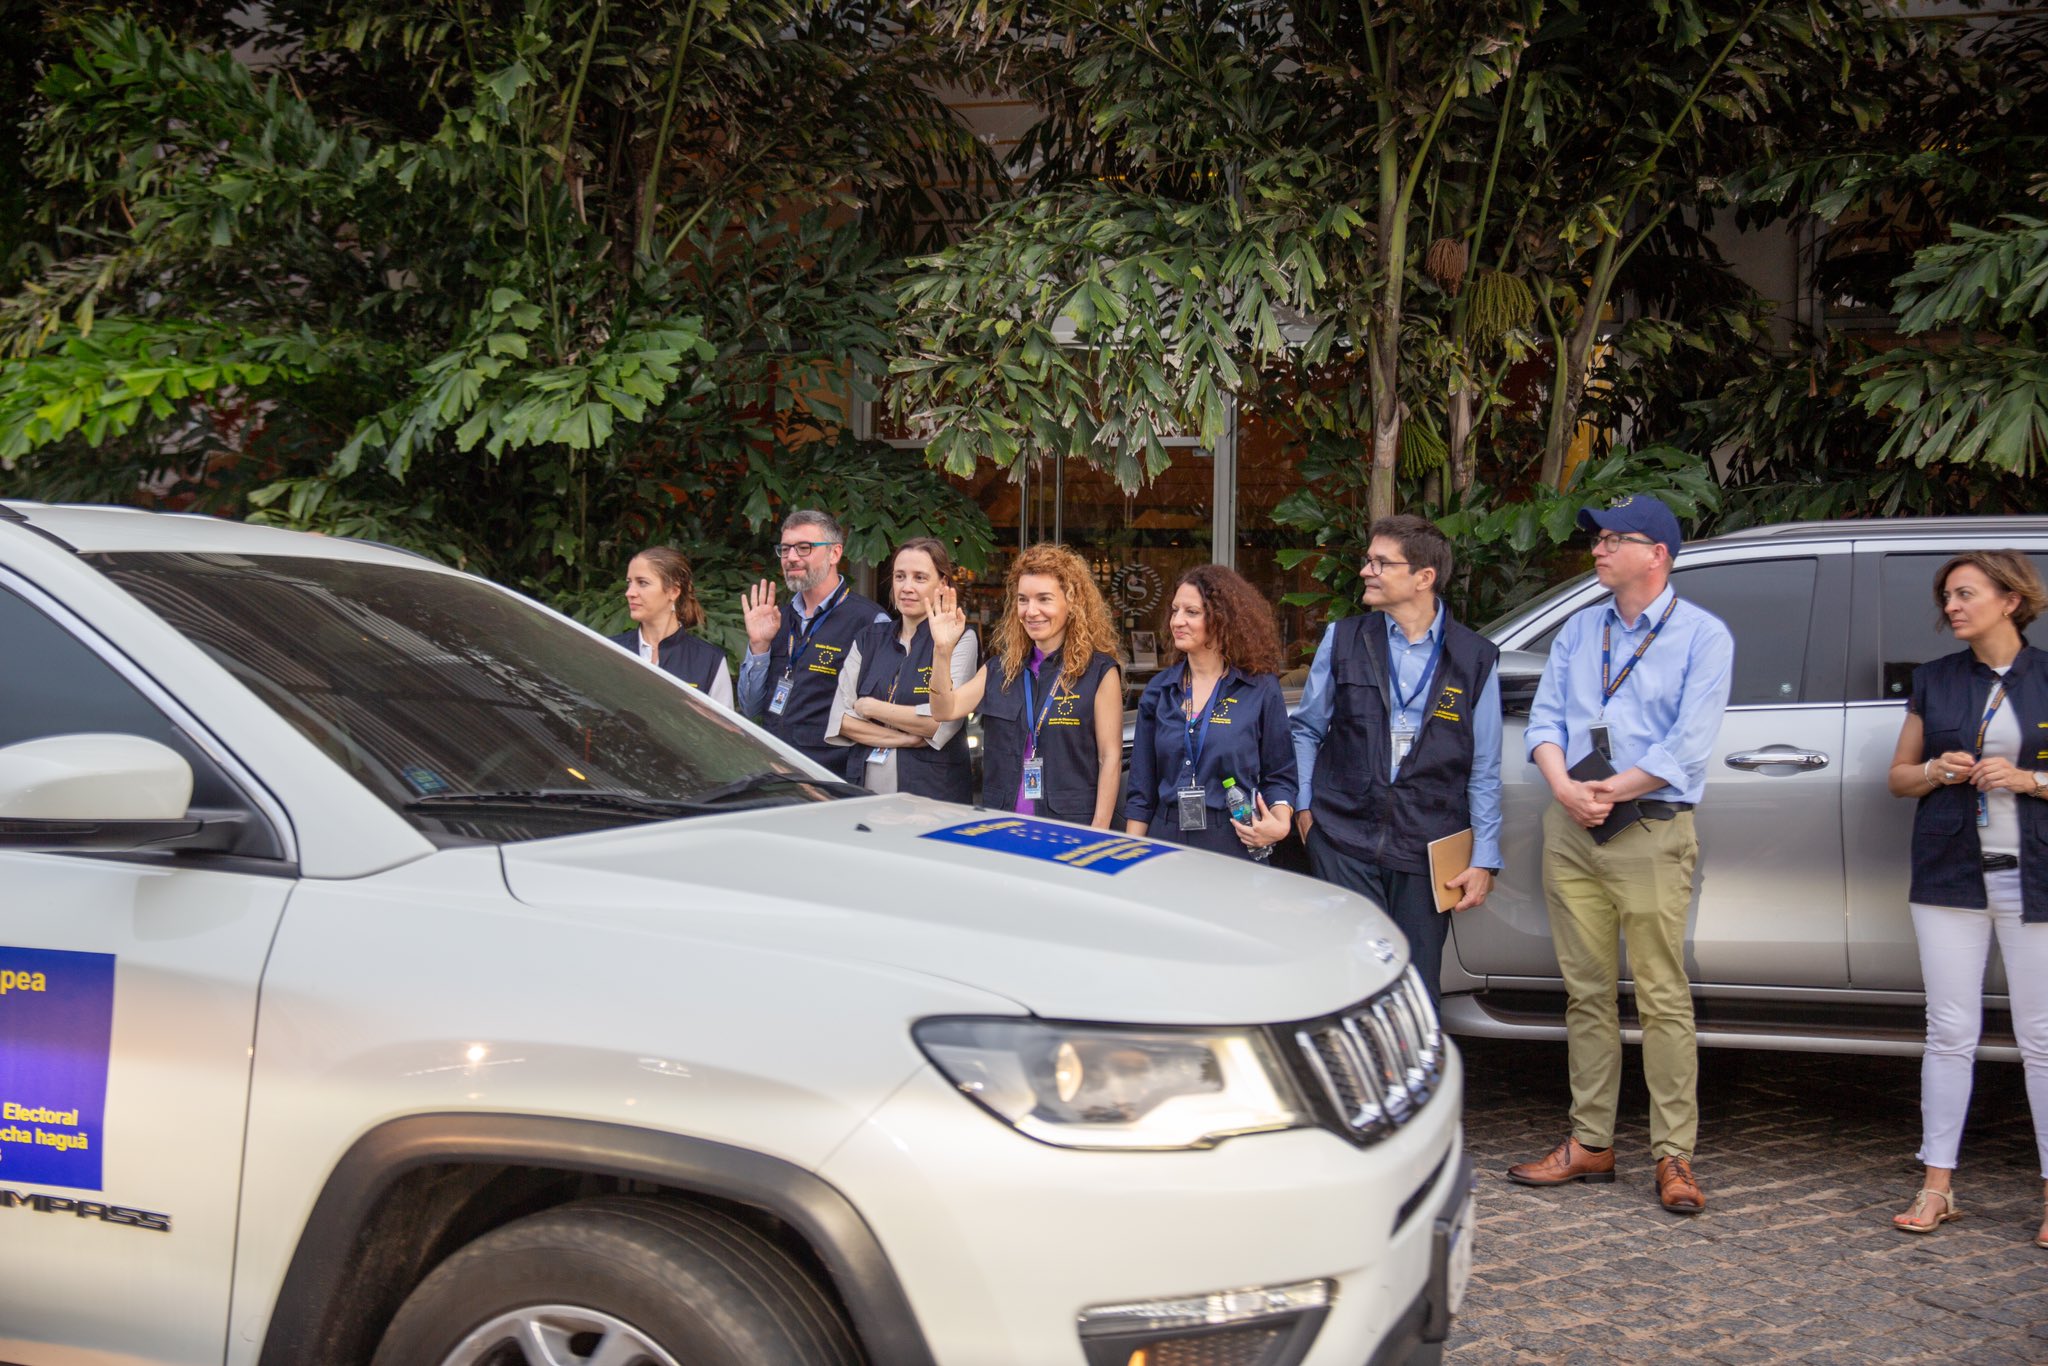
[370,1195,865,1366]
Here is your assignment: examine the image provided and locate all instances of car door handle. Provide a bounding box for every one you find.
[1724,747,1831,772]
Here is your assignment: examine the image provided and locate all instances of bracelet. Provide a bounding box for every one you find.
[1922,758,1939,788]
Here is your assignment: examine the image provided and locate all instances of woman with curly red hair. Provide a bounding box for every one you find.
[1123,564,1297,859]
[927,543,1124,827]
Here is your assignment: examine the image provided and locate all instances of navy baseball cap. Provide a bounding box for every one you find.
[1577,493,1681,560]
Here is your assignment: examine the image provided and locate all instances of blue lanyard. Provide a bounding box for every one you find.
[1974,679,2009,756]
[1020,660,1060,758]
[1180,671,1225,775]
[1389,631,1445,725]
[1601,594,1679,707]
[1974,679,2010,826]
[783,580,850,674]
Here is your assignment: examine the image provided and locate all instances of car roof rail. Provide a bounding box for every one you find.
[0,500,80,553]
[1711,514,2048,543]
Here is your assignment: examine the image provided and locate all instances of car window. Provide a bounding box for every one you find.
[0,580,248,815]
[89,551,842,841]
[1516,559,1822,706]
[1878,551,2048,700]
[1668,558,1819,706]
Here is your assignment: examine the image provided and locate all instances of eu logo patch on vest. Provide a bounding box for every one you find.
[808,644,843,676]
[1432,684,1464,723]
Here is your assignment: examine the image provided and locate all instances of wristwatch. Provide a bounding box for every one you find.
[2035,770,2048,796]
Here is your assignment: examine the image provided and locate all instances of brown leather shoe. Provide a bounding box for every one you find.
[1655,1155,1705,1213]
[1506,1136,1616,1186]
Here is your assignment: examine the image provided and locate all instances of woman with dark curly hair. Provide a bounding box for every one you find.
[1122,564,1297,859]
[1885,549,2048,1243]
[926,542,1124,827]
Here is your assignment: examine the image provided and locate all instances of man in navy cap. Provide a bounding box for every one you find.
[1506,493,1733,1214]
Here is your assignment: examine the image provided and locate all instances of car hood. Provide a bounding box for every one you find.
[499,795,1406,1026]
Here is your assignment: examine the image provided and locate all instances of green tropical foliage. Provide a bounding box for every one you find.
[0,3,998,640]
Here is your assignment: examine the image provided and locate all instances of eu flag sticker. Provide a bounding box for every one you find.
[920,816,1178,875]
[0,946,116,1191]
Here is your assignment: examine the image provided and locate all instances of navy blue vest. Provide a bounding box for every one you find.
[850,618,973,803]
[609,626,726,694]
[1909,644,2048,921]
[1313,610,1498,874]
[761,581,884,778]
[977,647,1119,822]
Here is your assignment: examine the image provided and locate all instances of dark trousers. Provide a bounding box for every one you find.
[1146,816,1262,861]
[1307,827,1446,1004]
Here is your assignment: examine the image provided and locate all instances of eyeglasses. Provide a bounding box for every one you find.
[775,540,839,558]
[1361,556,1411,575]
[1591,533,1656,552]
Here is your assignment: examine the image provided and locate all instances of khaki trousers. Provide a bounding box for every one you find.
[1542,803,1701,1159]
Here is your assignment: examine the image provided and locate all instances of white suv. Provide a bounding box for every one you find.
[0,502,1468,1366]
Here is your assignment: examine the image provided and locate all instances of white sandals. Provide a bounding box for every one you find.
[1894,1187,1961,1234]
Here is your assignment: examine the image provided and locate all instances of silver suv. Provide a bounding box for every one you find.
[1442,516,2048,1060]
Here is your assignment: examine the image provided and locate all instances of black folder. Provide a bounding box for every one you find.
[1567,749,1646,845]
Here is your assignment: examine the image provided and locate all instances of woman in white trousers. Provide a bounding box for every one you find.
[1887,549,2048,1246]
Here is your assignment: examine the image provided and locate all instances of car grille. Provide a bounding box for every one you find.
[1287,968,1445,1146]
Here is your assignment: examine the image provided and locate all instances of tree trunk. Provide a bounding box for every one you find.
[1540,292,1602,489]
[1366,297,1402,523]
[1447,382,1475,494]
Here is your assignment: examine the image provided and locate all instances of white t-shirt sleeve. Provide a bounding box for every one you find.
[924,629,977,749]
[823,641,864,746]
[708,657,735,709]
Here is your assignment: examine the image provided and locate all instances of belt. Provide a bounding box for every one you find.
[1983,853,2020,873]
[1638,800,1696,822]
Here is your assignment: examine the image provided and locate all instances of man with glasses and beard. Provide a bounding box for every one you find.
[738,509,891,778]
[1506,493,1733,1216]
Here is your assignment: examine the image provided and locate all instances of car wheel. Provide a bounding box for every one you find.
[371,1195,865,1366]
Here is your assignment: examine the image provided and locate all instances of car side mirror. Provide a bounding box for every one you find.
[0,733,205,851]
[1499,648,1547,719]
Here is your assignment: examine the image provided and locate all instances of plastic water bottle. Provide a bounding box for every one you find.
[1223,777,1271,862]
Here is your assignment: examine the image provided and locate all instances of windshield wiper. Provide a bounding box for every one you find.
[403,789,701,820]
[680,770,867,805]
[403,772,862,820]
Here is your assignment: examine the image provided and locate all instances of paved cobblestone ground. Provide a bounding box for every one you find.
[1449,1037,2048,1365]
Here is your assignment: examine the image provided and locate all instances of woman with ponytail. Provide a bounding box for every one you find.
[613,546,733,707]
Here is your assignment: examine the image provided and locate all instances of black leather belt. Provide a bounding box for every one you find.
[1983,853,2020,872]
[1638,800,1696,822]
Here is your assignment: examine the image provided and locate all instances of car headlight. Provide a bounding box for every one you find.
[913,1017,1312,1150]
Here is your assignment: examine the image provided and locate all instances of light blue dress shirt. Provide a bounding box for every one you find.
[1523,583,1734,805]
[1290,602,1505,869]
[736,578,892,716]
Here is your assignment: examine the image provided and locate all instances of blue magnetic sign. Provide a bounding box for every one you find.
[921,816,1178,875]
[0,946,116,1191]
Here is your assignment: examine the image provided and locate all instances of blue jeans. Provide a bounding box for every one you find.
[1306,827,1445,1004]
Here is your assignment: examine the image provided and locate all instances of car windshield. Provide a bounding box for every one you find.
[1479,569,1595,640]
[90,551,851,842]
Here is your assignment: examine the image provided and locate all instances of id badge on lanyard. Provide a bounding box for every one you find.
[1178,676,1220,830]
[866,746,889,770]
[1021,668,1059,802]
[1176,779,1208,832]
[1975,681,2009,828]
[769,673,794,716]
[1391,725,1416,771]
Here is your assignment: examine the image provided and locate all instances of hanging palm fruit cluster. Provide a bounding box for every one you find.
[1424,237,1469,293]
[1399,417,1448,477]
[1464,268,1536,351]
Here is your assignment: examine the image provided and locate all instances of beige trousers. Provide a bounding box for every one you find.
[1542,803,1701,1159]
